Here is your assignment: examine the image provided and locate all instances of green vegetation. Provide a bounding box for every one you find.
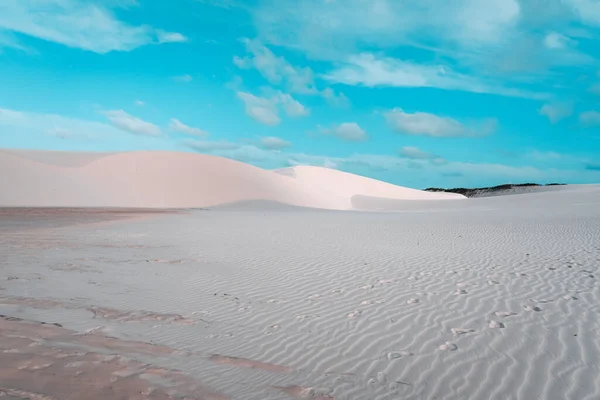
[424,183,566,198]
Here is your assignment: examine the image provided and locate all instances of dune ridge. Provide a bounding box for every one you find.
[0,149,463,210]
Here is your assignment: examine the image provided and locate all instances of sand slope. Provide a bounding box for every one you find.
[0,149,463,210]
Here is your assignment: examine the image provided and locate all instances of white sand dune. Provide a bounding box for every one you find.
[0,149,463,210]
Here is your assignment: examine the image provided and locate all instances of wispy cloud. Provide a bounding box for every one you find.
[169,119,208,137]
[319,122,368,142]
[539,102,574,123]
[172,74,193,83]
[156,31,188,44]
[0,0,188,53]
[252,0,596,97]
[384,108,497,138]
[237,91,281,126]
[260,136,291,150]
[579,110,600,126]
[234,39,350,105]
[324,54,547,99]
[185,139,239,152]
[236,90,309,125]
[103,110,161,136]
[277,92,310,117]
[0,107,128,142]
[398,146,435,160]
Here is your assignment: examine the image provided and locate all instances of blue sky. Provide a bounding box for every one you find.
[1,0,600,189]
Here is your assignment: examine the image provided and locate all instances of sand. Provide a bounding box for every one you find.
[1,181,600,399]
[0,149,463,210]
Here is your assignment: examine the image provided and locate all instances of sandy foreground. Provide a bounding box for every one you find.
[1,184,599,399]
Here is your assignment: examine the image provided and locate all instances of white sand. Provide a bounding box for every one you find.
[0,149,463,210]
[1,182,600,399]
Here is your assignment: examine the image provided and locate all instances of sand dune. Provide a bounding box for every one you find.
[0,149,463,210]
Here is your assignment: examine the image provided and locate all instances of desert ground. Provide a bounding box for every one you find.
[1,149,599,400]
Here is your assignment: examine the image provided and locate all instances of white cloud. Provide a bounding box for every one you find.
[588,83,600,95]
[237,92,281,126]
[384,108,497,138]
[234,39,318,94]
[398,146,434,160]
[543,32,574,49]
[172,74,193,83]
[0,0,187,53]
[156,30,188,44]
[252,0,594,93]
[185,139,240,152]
[527,150,563,161]
[579,110,600,126]
[169,119,209,137]
[564,0,600,26]
[320,122,368,141]
[0,107,25,120]
[539,102,574,123]
[46,126,97,140]
[104,110,161,136]
[0,107,139,143]
[254,0,521,59]
[322,88,350,108]
[134,100,145,106]
[234,39,351,105]
[236,91,309,125]
[260,136,292,150]
[324,54,547,99]
[277,93,310,117]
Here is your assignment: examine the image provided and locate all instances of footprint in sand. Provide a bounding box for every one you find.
[267,299,284,304]
[455,289,468,295]
[563,295,578,300]
[451,328,474,336]
[494,311,517,317]
[368,372,387,387]
[331,289,344,295]
[387,350,414,360]
[308,294,321,301]
[406,298,420,305]
[439,341,458,351]
[296,314,317,321]
[360,299,385,306]
[523,305,542,312]
[487,280,501,285]
[529,298,553,304]
[238,306,252,313]
[378,279,393,285]
[488,320,505,329]
[361,284,375,290]
[347,310,363,319]
[265,324,281,334]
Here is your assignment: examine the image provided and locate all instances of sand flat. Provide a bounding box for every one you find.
[1,185,599,399]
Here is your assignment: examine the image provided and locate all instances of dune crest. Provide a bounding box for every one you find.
[0,149,463,210]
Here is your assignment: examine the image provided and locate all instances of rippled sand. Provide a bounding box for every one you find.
[1,185,600,399]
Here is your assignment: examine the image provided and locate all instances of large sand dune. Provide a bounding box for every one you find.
[0,149,463,210]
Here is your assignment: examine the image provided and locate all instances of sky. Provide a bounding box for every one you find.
[1,0,600,189]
